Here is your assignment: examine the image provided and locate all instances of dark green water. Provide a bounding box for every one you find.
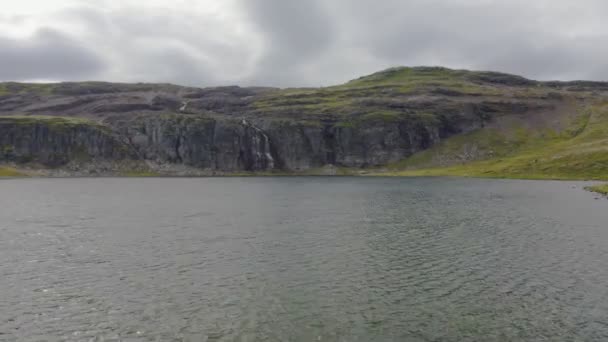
[1,177,608,341]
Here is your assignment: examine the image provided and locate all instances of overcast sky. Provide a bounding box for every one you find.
[1,0,607,87]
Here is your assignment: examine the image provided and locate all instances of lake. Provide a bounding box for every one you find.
[1,177,607,341]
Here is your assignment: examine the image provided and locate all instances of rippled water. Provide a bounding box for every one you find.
[1,177,608,341]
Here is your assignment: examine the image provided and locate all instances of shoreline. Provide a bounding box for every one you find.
[3,166,607,196]
[585,184,608,196]
[1,164,606,183]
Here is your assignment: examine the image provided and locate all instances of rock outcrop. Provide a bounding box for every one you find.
[0,117,128,166]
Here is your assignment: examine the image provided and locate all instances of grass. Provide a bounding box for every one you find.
[245,66,570,140]
[346,66,469,86]
[586,184,608,195]
[0,81,185,96]
[360,111,401,123]
[0,167,24,177]
[0,115,102,127]
[379,102,608,180]
[250,67,522,121]
[387,128,522,170]
[121,171,161,177]
[341,66,520,94]
[0,82,56,96]
[0,115,112,136]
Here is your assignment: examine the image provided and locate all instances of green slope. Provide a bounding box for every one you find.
[381,102,608,180]
[586,184,608,195]
[0,167,24,177]
[250,67,538,119]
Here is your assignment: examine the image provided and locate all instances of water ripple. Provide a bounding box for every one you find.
[1,177,608,341]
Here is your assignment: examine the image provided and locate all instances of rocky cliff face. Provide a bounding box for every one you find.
[0,114,452,172]
[258,119,444,170]
[0,117,128,167]
[116,115,276,171]
[0,67,605,174]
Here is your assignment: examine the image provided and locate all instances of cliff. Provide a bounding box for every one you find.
[1,66,608,177]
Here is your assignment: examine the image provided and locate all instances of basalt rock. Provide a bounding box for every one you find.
[0,117,129,166]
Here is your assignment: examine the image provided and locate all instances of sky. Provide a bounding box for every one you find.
[1,0,607,87]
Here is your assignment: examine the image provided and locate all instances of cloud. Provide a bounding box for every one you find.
[52,3,254,86]
[238,0,334,85]
[327,0,608,81]
[1,0,608,86]
[0,28,106,81]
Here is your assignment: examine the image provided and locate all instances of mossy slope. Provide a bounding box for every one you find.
[586,184,608,196]
[382,102,608,180]
[0,167,24,177]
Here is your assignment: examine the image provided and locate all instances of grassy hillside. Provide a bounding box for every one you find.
[380,101,608,180]
[0,167,24,177]
[0,115,106,128]
[586,184,608,195]
[252,67,544,114]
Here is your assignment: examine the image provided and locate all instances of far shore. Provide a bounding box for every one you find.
[2,165,607,197]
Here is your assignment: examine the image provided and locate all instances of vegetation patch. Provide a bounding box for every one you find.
[0,167,25,177]
[586,184,608,196]
[360,112,402,123]
[249,67,519,122]
[0,81,185,96]
[121,171,161,177]
[0,115,102,127]
[380,103,608,180]
[0,82,54,95]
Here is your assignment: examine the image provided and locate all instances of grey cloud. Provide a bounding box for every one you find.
[0,28,106,81]
[56,5,253,86]
[0,14,28,25]
[242,0,332,59]
[328,0,608,81]
[2,1,608,86]
[237,0,608,85]
[239,0,335,86]
[124,45,218,86]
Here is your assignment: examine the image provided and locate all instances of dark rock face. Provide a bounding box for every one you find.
[0,115,448,172]
[110,115,277,171]
[259,120,443,170]
[0,118,128,166]
[0,106,538,173]
[111,115,440,171]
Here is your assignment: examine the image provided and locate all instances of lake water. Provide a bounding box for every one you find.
[1,177,608,341]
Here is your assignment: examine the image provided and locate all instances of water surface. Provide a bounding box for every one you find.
[1,177,608,341]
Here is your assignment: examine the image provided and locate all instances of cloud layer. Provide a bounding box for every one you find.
[0,28,104,80]
[0,0,607,86]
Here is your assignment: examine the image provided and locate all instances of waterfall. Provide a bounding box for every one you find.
[179,101,189,112]
[241,120,275,169]
[261,133,274,169]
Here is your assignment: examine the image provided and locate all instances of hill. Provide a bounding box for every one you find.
[1,66,608,177]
